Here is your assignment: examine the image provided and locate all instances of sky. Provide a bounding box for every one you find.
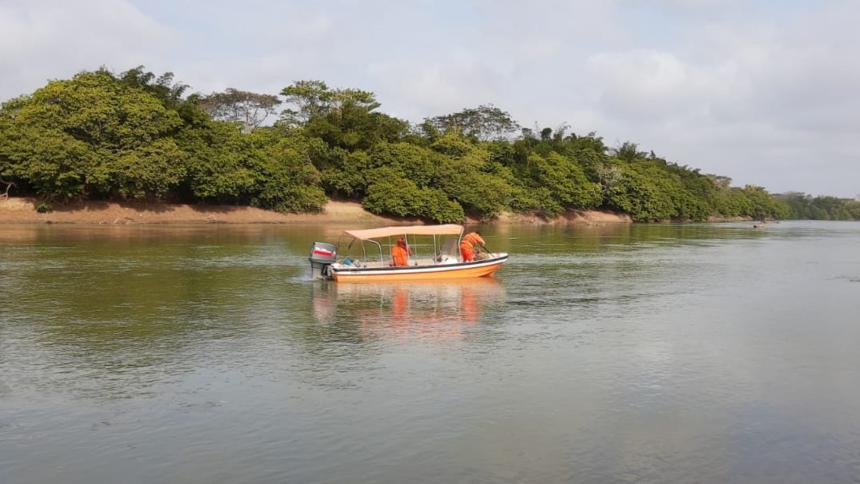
[1,0,858,197]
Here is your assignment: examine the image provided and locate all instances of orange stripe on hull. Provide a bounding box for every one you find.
[333,260,504,283]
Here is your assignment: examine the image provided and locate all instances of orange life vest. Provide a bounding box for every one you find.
[463,232,485,247]
[391,245,409,266]
[460,232,485,262]
[460,241,474,262]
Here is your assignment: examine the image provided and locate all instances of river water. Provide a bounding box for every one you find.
[1,221,859,483]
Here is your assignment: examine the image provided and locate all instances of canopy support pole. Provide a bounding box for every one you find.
[362,239,382,264]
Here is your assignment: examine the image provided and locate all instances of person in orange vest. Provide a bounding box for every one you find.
[391,236,410,266]
[460,231,486,262]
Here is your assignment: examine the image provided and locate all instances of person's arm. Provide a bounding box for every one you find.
[475,236,487,252]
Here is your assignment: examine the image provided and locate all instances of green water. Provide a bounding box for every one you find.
[1,222,859,483]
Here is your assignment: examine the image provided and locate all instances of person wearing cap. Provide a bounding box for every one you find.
[459,231,486,262]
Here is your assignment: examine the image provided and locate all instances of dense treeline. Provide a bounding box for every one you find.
[776,193,860,220]
[0,67,793,222]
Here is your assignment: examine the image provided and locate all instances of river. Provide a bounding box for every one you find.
[1,221,859,483]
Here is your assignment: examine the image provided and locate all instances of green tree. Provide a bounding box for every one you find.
[431,137,513,218]
[0,70,185,200]
[118,66,189,108]
[279,81,408,153]
[0,71,804,223]
[516,152,602,215]
[200,88,280,133]
[426,105,520,140]
[279,80,380,127]
[252,130,327,212]
[363,178,464,223]
[605,163,676,221]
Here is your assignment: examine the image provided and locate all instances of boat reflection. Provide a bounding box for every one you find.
[312,278,506,341]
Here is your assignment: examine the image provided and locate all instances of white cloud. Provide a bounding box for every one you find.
[586,50,707,121]
[563,1,860,195]
[0,0,177,98]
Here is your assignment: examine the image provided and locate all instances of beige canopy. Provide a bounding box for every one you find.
[344,224,463,241]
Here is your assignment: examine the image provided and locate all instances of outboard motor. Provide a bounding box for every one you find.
[309,241,337,280]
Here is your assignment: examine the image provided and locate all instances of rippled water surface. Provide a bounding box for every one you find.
[2,222,859,483]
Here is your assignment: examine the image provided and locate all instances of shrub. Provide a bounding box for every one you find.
[363,178,464,223]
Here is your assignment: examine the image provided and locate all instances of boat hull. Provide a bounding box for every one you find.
[332,254,508,283]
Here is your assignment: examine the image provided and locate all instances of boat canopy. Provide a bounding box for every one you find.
[344,224,463,241]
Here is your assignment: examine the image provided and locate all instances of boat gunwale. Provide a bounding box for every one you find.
[331,254,508,274]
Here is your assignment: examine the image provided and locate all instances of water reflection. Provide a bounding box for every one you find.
[312,279,506,341]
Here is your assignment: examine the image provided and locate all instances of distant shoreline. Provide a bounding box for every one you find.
[0,197,635,226]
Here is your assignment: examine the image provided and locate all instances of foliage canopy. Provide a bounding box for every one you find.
[0,67,809,223]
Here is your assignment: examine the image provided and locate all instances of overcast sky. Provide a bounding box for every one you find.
[1,0,858,196]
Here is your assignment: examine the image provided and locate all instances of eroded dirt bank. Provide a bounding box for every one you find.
[0,197,632,225]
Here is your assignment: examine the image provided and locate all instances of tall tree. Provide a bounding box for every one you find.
[118,66,188,108]
[279,80,405,151]
[426,105,520,141]
[612,142,645,163]
[279,80,380,127]
[200,88,280,133]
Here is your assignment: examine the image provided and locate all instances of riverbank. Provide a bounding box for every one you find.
[707,215,755,223]
[0,197,632,225]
